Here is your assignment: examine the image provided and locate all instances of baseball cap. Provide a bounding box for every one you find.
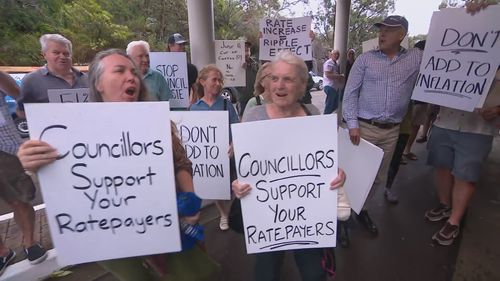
[167,33,188,45]
[238,36,252,47]
[374,15,408,32]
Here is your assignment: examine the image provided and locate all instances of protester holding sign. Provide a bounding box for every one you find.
[426,68,500,246]
[17,34,89,116]
[233,51,346,281]
[342,15,423,234]
[243,62,272,117]
[190,65,240,231]
[17,49,217,280]
[166,33,199,106]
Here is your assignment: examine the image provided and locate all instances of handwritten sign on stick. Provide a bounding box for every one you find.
[215,40,245,87]
[232,114,338,254]
[171,111,231,200]
[411,6,500,111]
[25,102,181,265]
[150,52,189,109]
[259,16,312,61]
[47,88,90,103]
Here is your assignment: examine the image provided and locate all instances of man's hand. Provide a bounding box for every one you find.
[466,0,495,15]
[477,106,500,121]
[349,128,361,145]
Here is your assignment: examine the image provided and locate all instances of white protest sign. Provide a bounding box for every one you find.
[338,128,383,214]
[232,114,338,254]
[171,111,231,200]
[25,102,181,265]
[215,40,246,87]
[47,88,90,103]
[411,6,500,112]
[259,16,312,61]
[150,52,189,109]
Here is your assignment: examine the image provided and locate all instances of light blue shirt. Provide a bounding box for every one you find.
[189,96,240,141]
[144,68,172,101]
[342,47,423,129]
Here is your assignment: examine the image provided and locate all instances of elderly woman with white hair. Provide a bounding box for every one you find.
[232,50,347,281]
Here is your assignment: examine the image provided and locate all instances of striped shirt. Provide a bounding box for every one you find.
[342,47,423,129]
[0,91,22,155]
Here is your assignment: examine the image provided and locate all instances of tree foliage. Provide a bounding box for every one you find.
[313,0,395,55]
[1,0,397,66]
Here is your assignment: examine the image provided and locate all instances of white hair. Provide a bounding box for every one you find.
[272,50,308,83]
[126,40,150,55]
[39,34,72,55]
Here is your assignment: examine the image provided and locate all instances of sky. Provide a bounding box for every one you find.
[392,0,444,35]
[292,0,446,36]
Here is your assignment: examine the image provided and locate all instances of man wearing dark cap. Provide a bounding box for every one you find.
[235,37,259,117]
[166,33,198,104]
[342,15,423,234]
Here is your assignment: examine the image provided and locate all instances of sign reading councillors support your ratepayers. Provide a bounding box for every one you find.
[25,102,181,265]
[232,114,338,254]
[411,6,500,112]
[259,16,312,61]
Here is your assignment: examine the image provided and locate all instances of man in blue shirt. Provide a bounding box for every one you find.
[342,16,422,235]
[127,40,172,101]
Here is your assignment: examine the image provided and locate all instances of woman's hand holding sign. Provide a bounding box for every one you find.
[232,168,347,199]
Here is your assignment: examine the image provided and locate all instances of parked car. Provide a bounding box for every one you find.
[2,72,29,138]
[220,87,241,114]
[309,71,323,91]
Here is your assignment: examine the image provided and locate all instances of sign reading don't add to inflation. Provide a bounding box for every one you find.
[171,111,231,200]
[25,102,181,265]
[411,6,500,112]
[232,114,338,254]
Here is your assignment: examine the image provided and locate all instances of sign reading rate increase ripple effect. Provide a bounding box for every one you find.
[232,114,338,254]
[25,102,181,265]
[259,16,312,61]
[215,40,245,87]
[171,111,230,200]
[411,6,500,112]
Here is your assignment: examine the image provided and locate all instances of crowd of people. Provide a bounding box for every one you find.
[0,1,498,280]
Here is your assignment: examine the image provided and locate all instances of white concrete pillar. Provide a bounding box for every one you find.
[333,0,351,73]
[187,0,215,69]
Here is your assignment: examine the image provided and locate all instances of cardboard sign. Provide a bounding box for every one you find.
[232,114,338,254]
[338,128,383,214]
[47,88,90,103]
[411,6,500,112]
[171,111,231,200]
[25,102,181,265]
[150,52,189,109]
[215,40,246,87]
[259,16,312,61]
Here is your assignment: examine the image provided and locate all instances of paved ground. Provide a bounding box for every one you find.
[1,91,499,280]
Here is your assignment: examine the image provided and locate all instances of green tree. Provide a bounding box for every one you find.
[312,0,395,54]
[59,0,132,64]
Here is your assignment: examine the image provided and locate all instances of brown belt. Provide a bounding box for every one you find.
[358,118,400,129]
